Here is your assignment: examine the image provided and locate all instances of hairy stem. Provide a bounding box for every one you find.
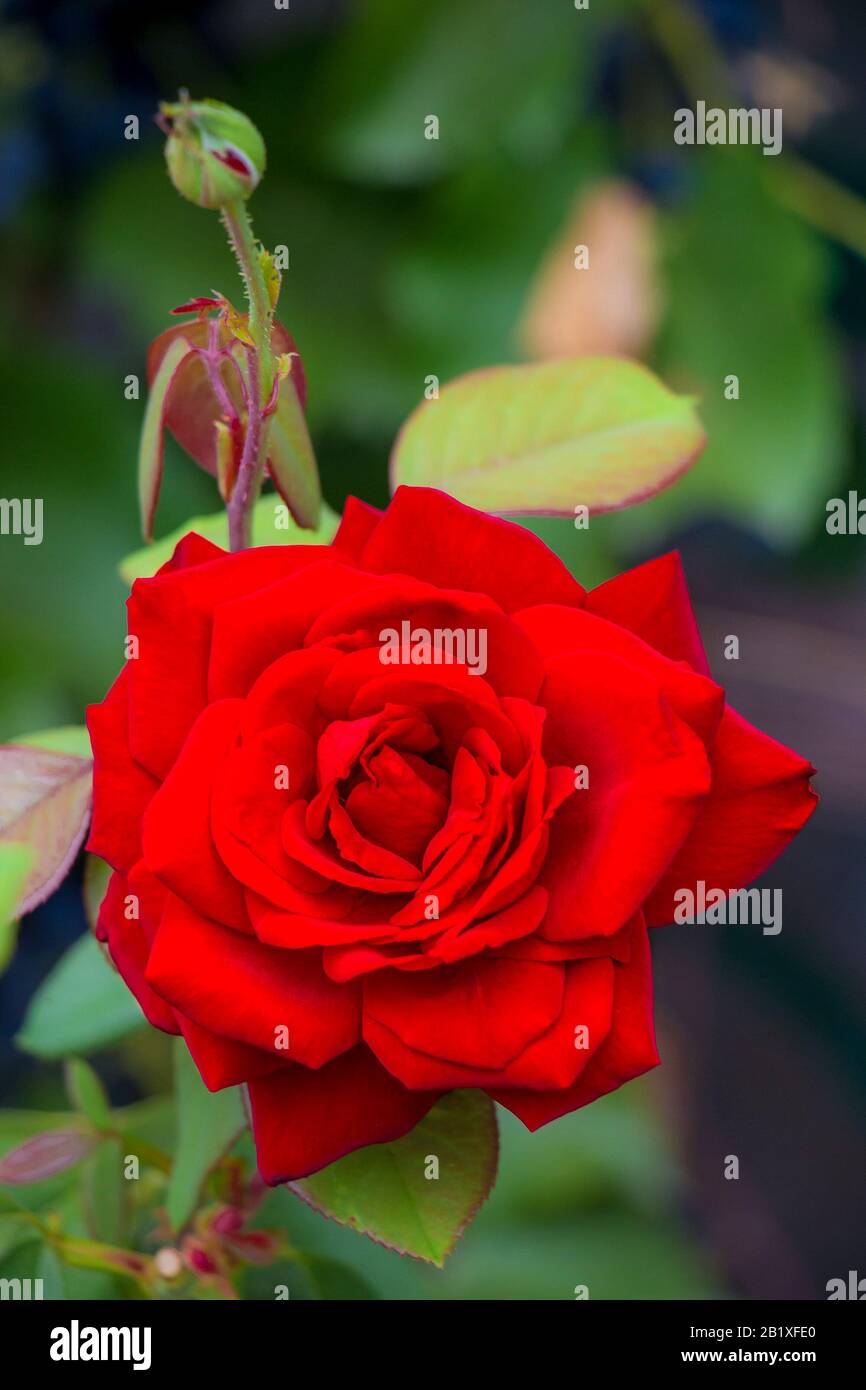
[227,347,265,551]
[221,200,275,395]
[221,200,275,550]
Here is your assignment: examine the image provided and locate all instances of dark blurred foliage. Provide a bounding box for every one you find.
[1,0,864,1298]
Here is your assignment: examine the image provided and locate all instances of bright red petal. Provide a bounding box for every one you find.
[97,869,177,1034]
[491,920,658,1126]
[145,896,361,1069]
[362,486,585,612]
[537,650,712,939]
[86,670,158,874]
[142,699,247,931]
[331,495,382,560]
[247,1046,441,1182]
[586,551,710,675]
[364,956,565,1070]
[644,706,817,925]
[177,1015,285,1091]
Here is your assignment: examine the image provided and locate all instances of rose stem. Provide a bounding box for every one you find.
[221,199,276,551]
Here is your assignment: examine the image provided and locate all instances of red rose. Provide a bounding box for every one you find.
[87,487,816,1181]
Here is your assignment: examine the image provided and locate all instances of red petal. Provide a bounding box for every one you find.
[141,700,247,930]
[644,706,817,925]
[364,956,614,1092]
[363,487,585,612]
[586,551,710,675]
[364,956,565,1070]
[491,920,658,1125]
[332,496,382,560]
[177,1015,284,1091]
[248,1045,441,1182]
[161,532,226,571]
[207,560,361,700]
[146,896,361,1069]
[211,723,322,911]
[97,869,178,1034]
[537,649,712,939]
[126,574,210,780]
[126,547,307,778]
[516,603,723,743]
[86,670,158,874]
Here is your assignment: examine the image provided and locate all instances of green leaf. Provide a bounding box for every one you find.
[37,1244,68,1299]
[11,726,92,758]
[265,376,322,530]
[82,1138,126,1245]
[318,0,592,185]
[390,358,704,516]
[622,158,845,547]
[0,1187,43,1221]
[65,1059,112,1131]
[119,497,339,584]
[292,1090,498,1267]
[241,1252,380,1300]
[82,854,112,934]
[0,1238,41,1284]
[166,1040,245,1232]
[0,744,92,918]
[0,843,33,974]
[138,334,195,542]
[16,931,146,1059]
[299,1252,381,1299]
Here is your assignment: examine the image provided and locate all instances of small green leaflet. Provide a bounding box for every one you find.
[166,1040,246,1232]
[292,1090,498,1266]
[16,932,145,1060]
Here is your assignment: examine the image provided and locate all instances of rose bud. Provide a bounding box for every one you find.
[160,94,265,209]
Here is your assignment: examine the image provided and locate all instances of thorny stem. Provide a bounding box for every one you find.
[221,199,276,551]
[227,347,265,551]
[222,198,276,395]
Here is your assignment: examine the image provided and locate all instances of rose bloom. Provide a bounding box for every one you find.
[88,487,816,1181]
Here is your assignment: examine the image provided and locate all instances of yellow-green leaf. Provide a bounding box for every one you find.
[265,377,322,530]
[391,357,705,515]
[138,334,195,541]
[0,745,92,918]
[0,843,33,974]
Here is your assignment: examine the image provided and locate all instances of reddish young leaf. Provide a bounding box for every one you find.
[146,318,306,478]
[0,746,93,918]
[0,1129,96,1184]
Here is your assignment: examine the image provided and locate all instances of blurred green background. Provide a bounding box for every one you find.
[1,0,865,1299]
